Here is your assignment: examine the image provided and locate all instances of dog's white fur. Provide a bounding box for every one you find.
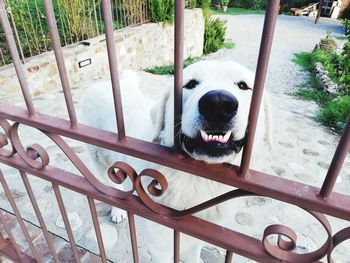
[83,60,272,262]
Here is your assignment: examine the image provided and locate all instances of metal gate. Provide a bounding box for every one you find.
[0,0,349,262]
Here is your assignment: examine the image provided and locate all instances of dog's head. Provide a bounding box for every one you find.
[178,60,257,163]
[160,60,270,164]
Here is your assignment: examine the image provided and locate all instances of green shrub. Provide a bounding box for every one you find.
[195,0,211,8]
[318,96,350,131]
[203,15,226,54]
[149,0,174,23]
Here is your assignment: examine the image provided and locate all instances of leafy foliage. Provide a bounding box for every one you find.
[145,57,200,75]
[203,14,226,54]
[292,25,350,132]
[149,0,174,23]
[318,96,350,132]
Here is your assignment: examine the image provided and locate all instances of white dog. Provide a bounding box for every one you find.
[83,60,272,262]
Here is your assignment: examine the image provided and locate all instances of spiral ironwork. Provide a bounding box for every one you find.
[0,117,349,262]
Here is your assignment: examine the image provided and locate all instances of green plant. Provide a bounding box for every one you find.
[222,0,230,6]
[145,57,200,75]
[203,15,226,54]
[318,96,350,132]
[319,31,337,52]
[149,0,174,23]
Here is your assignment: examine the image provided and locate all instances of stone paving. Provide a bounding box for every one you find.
[0,14,350,263]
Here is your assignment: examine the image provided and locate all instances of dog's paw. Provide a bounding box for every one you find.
[110,207,127,223]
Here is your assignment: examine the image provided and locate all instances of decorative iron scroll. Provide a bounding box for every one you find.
[1,118,350,262]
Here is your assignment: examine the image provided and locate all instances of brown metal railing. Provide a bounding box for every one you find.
[0,0,150,67]
[0,0,349,262]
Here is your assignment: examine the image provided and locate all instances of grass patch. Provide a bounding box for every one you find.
[292,52,313,71]
[223,41,235,49]
[318,96,350,131]
[292,50,349,133]
[145,57,200,75]
[145,39,235,75]
[211,7,265,15]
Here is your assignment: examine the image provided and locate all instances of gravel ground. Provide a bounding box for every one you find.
[1,14,349,263]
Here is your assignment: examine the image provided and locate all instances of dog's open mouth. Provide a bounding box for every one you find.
[180,130,245,159]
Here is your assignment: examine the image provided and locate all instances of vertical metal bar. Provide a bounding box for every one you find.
[20,172,60,263]
[87,197,107,263]
[0,48,6,66]
[57,0,68,47]
[93,0,100,35]
[0,0,35,116]
[127,211,139,263]
[7,7,26,62]
[25,0,40,53]
[320,117,350,198]
[52,183,81,263]
[122,0,127,27]
[174,230,180,263]
[0,171,40,261]
[87,0,94,38]
[239,0,280,176]
[0,211,22,259]
[18,8,33,57]
[34,0,48,51]
[174,0,185,150]
[43,0,78,128]
[315,0,324,24]
[101,0,126,139]
[225,251,234,263]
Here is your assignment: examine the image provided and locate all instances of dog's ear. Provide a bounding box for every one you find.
[151,91,170,143]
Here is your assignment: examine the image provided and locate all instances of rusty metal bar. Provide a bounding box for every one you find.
[174,230,180,263]
[87,197,107,263]
[56,0,68,47]
[127,211,139,263]
[0,211,22,259]
[320,117,350,198]
[101,0,126,139]
[225,251,234,263]
[34,0,48,51]
[42,0,78,128]
[0,170,41,261]
[92,0,100,35]
[174,0,185,150]
[0,157,282,262]
[315,0,324,24]
[20,171,60,263]
[52,183,81,263]
[0,0,35,116]
[1,105,350,221]
[25,0,40,53]
[0,234,36,263]
[240,0,280,176]
[0,48,6,66]
[7,7,26,63]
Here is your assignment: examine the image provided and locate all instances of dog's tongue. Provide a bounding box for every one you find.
[200,130,231,143]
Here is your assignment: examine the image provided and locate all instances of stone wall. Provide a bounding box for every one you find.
[0,9,204,102]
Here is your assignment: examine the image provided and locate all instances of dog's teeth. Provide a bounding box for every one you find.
[213,135,218,140]
[200,130,208,141]
[219,135,223,142]
[223,131,232,142]
[208,135,213,140]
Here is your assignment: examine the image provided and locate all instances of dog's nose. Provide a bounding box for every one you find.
[198,90,238,122]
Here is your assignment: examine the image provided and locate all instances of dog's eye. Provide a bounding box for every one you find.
[183,79,199,89]
[237,81,251,90]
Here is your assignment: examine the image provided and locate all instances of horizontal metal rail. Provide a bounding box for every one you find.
[0,104,349,221]
[0,153,302,262]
